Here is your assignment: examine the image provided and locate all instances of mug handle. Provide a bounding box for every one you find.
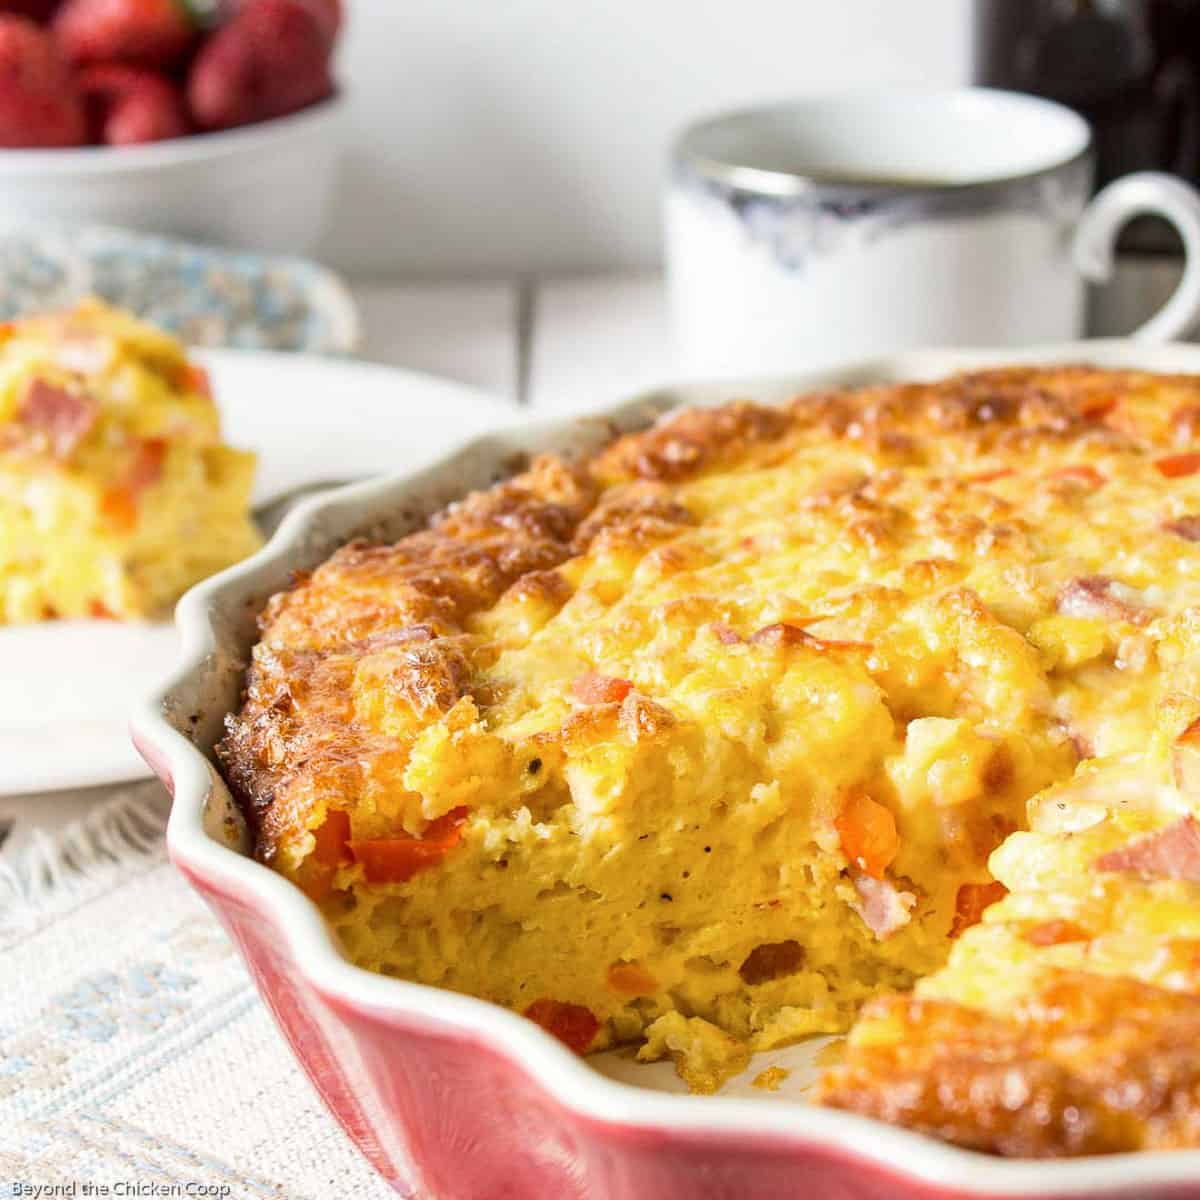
[1072,171,1200,344]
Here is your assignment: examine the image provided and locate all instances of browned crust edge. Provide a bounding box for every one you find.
[216,365,1200,1157]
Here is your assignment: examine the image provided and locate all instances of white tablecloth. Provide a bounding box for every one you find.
[0,786,384,1199]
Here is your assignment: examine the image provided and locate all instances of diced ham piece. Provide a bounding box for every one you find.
[1093,816,1200,883]
[16,379,97,459]
[1068,727,1095,761]
[749,622,871,653]
[749,622,812,647]
[851,874,916,940]
[949,881,1008,938]
[1056,575,1150,626]
[1164,515,1200,542]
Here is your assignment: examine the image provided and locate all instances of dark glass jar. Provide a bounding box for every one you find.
[975,0,1200,255]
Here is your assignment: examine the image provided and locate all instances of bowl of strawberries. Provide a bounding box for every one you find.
[0,0,344,252]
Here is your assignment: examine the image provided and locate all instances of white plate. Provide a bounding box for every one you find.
[0,350,511,795]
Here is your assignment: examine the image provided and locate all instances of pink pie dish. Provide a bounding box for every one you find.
[132,341,1200,1199]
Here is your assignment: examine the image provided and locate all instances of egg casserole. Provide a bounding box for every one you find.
[221,365,1200,1156]
[0,299,261,623]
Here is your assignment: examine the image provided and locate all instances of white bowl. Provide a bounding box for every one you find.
[0,96,344,255]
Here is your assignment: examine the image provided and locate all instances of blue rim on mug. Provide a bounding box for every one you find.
[670,88,1095,274]
[673,87,1094,198]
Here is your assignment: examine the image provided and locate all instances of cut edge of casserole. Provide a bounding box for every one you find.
[0,298,262,623]
[219,364,1200,1156]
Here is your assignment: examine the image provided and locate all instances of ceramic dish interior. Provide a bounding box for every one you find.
[133,340,1200,1200]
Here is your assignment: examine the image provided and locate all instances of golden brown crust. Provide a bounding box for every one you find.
[816,972,1200,1157]
[218,364,1200,1154]
[571,481,695,552]
[593,401,792,482]
[219,458,594,851]
[219,364,1186,855]
[218,454,698,852]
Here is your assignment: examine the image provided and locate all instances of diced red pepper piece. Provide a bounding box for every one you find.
[836,794,899,880]
[1156,452,1200,479]
[949,881,1008,938]
[1079,395,1118,420]
[607,962,658,996]
[349,807,469,884]
[311,809,351,868]
[99,486,138,534]
[98,437,168,534]
[523,999,600,1054]
[300,810,353,902]
[1023,919,1090,947]
[571,671,633,705]
[128,437,167,494]
[176,362,212,397]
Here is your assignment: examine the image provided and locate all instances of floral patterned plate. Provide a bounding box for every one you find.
[0,224,360,354]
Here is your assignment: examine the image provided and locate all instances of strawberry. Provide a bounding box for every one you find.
[214,0,338,44]
[78,63,189,143]
[0,16,85,145]
[187,0,331,131]
[52,0,198,69]
[296,0,338,43]
[0,1,60,22]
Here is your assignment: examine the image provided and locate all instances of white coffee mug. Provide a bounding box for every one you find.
[666,87,1200,376]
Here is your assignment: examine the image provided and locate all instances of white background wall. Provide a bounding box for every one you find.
[321,1,973,276]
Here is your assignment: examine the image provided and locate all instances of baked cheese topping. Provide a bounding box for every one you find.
[221,366,1200,1154]
[0,299,261,623]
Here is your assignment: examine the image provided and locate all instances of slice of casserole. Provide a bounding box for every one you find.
[220,364,1200,1151]
[0,299,261,622]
